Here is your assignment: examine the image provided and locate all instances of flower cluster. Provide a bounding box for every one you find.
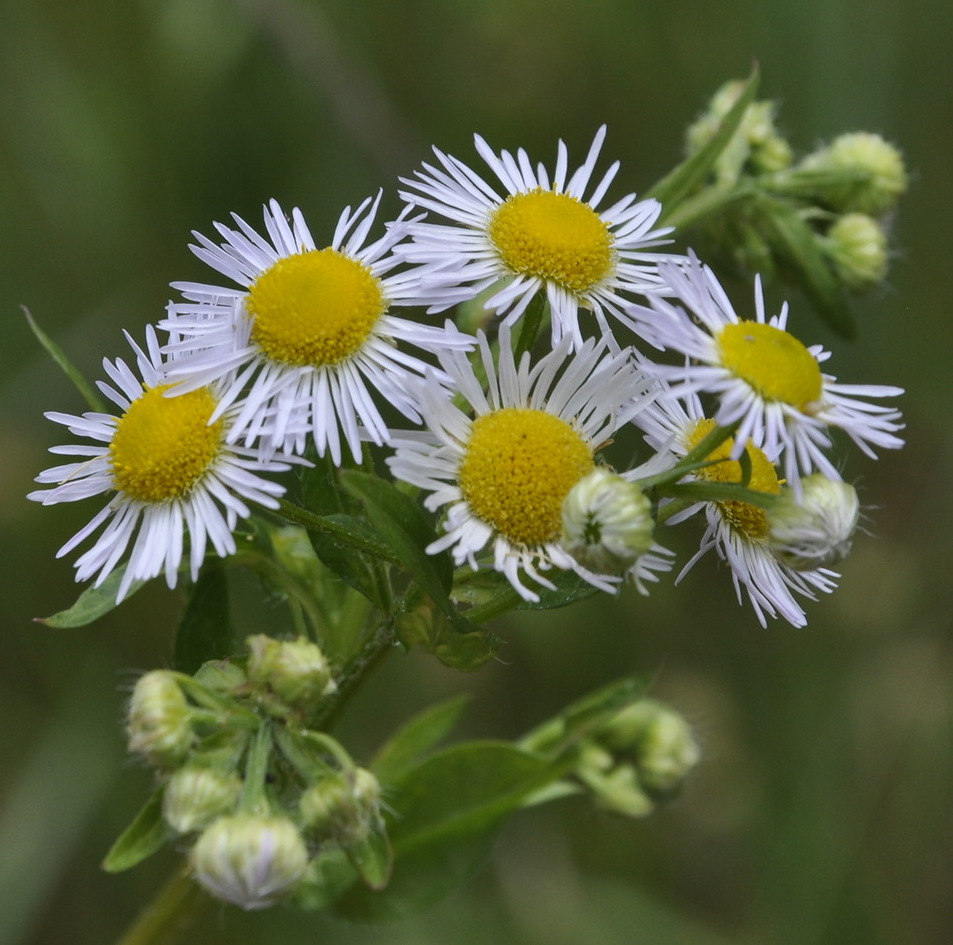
[124,637,386,910]
[30,117,905,627]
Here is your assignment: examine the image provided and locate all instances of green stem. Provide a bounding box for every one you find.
[113,867,209,945]
[310,618,396,731]
[659,181,754,230]
[238,719,275,814]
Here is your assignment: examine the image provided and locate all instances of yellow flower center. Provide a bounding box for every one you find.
[688,418,782,541]
[459,407,595,546]
[716,322,823,410]
[487,188,613,294]
[110,385,225,503]
[246,249,386,367]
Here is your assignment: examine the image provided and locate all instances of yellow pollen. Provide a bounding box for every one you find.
[716,322,823,409]
[688,418,782,541]
[246,249,386,367]
[488,188,613,294]
[110,385,224,503]
[459,407,595,546]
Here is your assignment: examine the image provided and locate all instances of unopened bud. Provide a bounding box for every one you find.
[191,814,309,910]
[162,766,242,834]
[246,635,335,715]
[601,700,701,799]
[824,212,889,291]
[126,671,193,768]
[803,132,907,215]
[768,474,860,570]
[562,468,654,573]
[577,743,656,818]
[686,80,792,181]
[300,768,382,845]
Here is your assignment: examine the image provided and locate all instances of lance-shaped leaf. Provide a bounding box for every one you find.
[23,306,105,412]
[101,787,174,873]
[291,455,389,608]
[753,193,856,338]
[35,566,143,628]
[648,63,760,223]
[173,568,235,674]
[371,695,471,785]
[344,817,393,891]
[333,740,577,921]
[340,471,488,638]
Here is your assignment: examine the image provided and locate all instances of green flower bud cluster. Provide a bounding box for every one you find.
[686,79,794,185]
[683,82,906,301]
[122,636,389,910]
[574,699,701,818]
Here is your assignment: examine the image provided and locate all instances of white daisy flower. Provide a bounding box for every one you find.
[398,126,674,350]
[634,388,839,627]
[28,327,298,602]
[624,252,904,491]
[162,193,473,463]
[386,327,655,602]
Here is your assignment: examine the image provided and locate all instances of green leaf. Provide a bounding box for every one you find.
[22,306,105,413]
[647,63,760,222]
[460,567,600,625]
[345,818,393,891]
[340,470,453,597]
[394,589,499,670]
[334,741,571,921]
[101,788,173,873]
[295,849,358,912]
[517,570,602,611]
[35,567,143,627]
[372,695,471,785]
[753,194,856,338]
[173,568,235,674]
[340,471,490,640]
[292,454,386,607]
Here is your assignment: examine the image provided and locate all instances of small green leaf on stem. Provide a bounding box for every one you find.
[22,306,106,412]
[102,788,174,873]
[36,567,143,628]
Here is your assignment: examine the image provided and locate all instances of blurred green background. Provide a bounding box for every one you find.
[2,0,951,943]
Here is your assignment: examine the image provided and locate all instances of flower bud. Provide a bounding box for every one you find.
[576,743,656,818]
[300,768,382,845]
[803,132,907,215]
[768,474,860,570]
[823,212,889,291]
[686,80,792,182]
[603,700,701,798]
[126,671,193,768]
[193,658,246,694]
[191,814,309,910]
[246,635,336,715]
[162,766,243,834]
[562,468,654,573]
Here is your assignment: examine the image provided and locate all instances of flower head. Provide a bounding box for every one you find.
[561,467,674,593]
[635,389,839,627]
[163,194,473,463]
[625,253,904,492]
[28,327,296,601]
[387,327,654,601]
[767,473,860,570]
[802,131,908,215]
[399,127,673,350]
[191,813,309,910]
